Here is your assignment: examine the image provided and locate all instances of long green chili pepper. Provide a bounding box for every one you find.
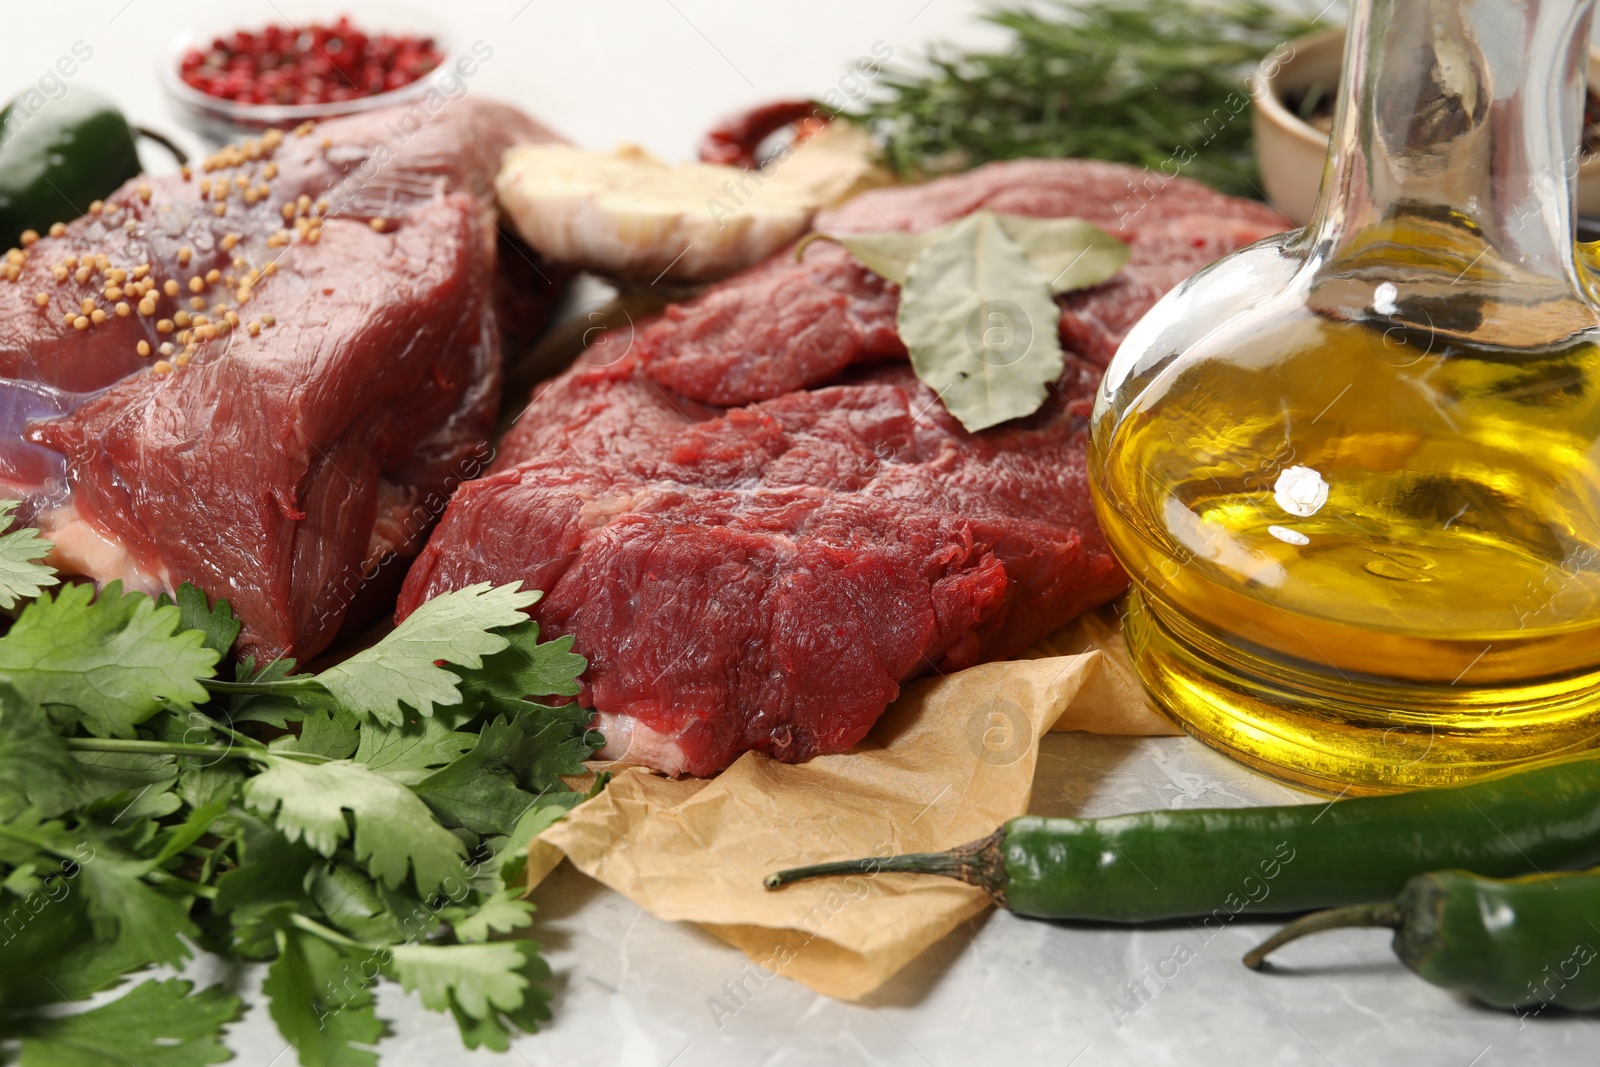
[1244,868,1600,1012]
[764,750,1600,921]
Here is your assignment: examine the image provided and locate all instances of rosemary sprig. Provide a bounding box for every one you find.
[852,0,1331,198]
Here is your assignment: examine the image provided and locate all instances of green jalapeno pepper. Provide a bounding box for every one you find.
[1244,868,1600,1012]
[0,89,182,246]
[765,749,1600,921]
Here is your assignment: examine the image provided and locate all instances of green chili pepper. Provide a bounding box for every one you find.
[764,750,1600,922]
[1243,868,1600,1012]
[0,89,163,245]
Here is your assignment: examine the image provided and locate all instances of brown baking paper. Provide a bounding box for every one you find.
[527,603,1176,999]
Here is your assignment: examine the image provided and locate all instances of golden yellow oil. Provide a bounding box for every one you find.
[1090,312,1600,792]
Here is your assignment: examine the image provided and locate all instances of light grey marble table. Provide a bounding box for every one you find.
[9,3,1600,1064]
[189,731,1600,1067]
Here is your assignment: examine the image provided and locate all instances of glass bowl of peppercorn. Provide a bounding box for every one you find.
[160,7,455,145]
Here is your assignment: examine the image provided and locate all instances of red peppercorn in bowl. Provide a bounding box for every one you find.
[161,9,453,144]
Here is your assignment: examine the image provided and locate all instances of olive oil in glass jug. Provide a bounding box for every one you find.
[1089,0,1600,791]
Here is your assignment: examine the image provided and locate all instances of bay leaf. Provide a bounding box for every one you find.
[793,226,942,285]
[801,212,1126,296]
[896,211,1065,432]
[996,214,1130,293]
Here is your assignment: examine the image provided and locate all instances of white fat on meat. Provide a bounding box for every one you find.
[39,503,170,595]
[591,710,693,777]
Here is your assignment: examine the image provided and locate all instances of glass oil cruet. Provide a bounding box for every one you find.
[1089,0,1600,792]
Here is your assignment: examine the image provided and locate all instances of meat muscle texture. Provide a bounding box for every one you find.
[2,99,565,661]
[399,160,1287,776]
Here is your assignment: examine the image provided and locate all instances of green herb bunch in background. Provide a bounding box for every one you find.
[854,0,1328,198]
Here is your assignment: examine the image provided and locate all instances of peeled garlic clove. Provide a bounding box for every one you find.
[761,119,895,207]
[496,143,817,283]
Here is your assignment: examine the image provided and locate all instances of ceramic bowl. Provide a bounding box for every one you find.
[1251,29,1600,225]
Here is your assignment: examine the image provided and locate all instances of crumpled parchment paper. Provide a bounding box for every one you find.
[527,602,1175,999]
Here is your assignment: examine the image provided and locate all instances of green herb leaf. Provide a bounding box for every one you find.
[0,682,82,818]
[0,581,219,738]
[0,887,166,1008]
[414,758,536,838]
[243,755,469,895]
[995,214,1130,293]
[800,213,1126,295]
[475,795,585,893]
[213,812,320,958]
[162,583,242,658]
[452,618,586,707]
[316,582,540,726]
[449,885,536,943]
[896,210,1066,431]
[854,0,1319,198]
[0,500,57,610]
[263,927,387,1067]
[353,711,478,786]
[305,862,428,946]
[794,229,928,285]
[70,750,183,821]
[14,978,240,1067]
[284,698,363,761]
[387,941,551,1049]
[511,703,604,791]
[80,854,198,969]
[414,704,598,837]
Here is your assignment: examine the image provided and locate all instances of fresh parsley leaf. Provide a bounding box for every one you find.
[263,926,387,1067]
[0,561,601,1060]
[0,582,219,738]
[14,978,240,1067]
[413,758,536,838]
[80,853,198,969]
[306,862,432,947]
[178,756,248,812]
[243,755,469,896]
[271,698,362,761]
[161,583,242,659]
[447,885,535,943]
[213,813,319,959]
[352,710,477,786]
[413,705,597,837]
[470,781,594,893]
[387,941,550,1049]
[149,710,250,812]
[0,499,57,610]
[512,703,603,791]
[0,682,82,819]
[0,886,165,1008]
[154,798,230,865]
[316,583,540,726]
[69,750,182,822]
[451,618,586,707]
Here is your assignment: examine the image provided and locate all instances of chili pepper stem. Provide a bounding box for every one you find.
[1243,902,1404,970]
[133,125,189,167]
[764,829,1009,904]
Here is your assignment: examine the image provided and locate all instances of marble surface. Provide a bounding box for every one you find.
[188,732,1600,1066]
[7,2,1600,1064]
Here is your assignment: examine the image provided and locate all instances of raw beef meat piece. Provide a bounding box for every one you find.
[636,159,1287,405]
[2,99,565,661]
[400,160,1288,776]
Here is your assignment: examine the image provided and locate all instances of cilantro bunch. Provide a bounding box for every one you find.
[0,501,603,1065]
